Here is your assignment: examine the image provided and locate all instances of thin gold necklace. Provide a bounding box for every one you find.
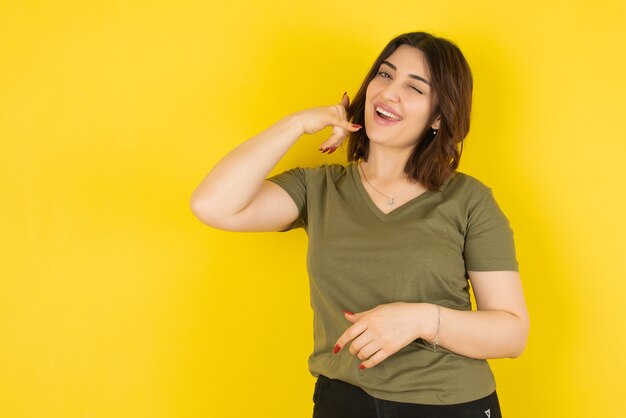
[358,162,414,207]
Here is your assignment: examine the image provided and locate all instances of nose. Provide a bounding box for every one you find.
[381,79,401,102]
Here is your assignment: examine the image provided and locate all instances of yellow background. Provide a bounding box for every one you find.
[1,0,625,417]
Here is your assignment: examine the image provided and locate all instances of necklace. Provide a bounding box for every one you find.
[358,162,415,207]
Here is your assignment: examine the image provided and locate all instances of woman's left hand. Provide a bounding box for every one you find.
[333,302,438,369]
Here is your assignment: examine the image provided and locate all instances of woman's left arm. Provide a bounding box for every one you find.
[431,270,529,359]
[334,270,529,368]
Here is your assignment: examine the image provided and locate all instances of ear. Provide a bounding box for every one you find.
[431,116,441,130]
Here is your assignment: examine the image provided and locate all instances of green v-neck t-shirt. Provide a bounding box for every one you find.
[266,162,519,405]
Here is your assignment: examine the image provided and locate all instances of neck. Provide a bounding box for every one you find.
[359,144,413,182]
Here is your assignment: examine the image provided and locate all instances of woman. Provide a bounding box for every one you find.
[191,31,529,418]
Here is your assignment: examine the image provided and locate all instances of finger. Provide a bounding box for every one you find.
[331,103,347,123]
[334,118,362,133]
[334,321,368,353]
[349,331,375,356]
[320,128,348,152]
[318,120,361,153]
[344,312,359,323]
[356,340,383,361]
[341,93,350,109]
[319,141,341,154]
[328,127,347,142]
[359,348,389,370]
[329,102,360,132]
[320,122,361,151]
[319,146,335,154]
[344,309,372,322]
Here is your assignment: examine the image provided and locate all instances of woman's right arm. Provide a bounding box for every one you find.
[189,96,359,232]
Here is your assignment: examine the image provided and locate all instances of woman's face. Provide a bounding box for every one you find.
[364,45,440,149]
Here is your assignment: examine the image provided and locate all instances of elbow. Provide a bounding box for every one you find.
[190,196,241,231]
[508,315,530,358]
[508,343,527,359]
[190,196,218,227]
[190,196,205,221]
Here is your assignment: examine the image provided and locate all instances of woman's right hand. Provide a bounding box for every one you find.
[293,93,362,153]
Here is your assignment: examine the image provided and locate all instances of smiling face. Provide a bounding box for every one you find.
[364,44,440,149]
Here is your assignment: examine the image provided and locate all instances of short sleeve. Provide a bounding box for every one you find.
[463,189,519,272]
[266,167,308,232]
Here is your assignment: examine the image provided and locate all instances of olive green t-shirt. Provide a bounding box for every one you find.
[266,162,519,405]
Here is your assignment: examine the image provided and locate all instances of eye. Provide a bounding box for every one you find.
[377,71,391,78]
[410,86,424,95]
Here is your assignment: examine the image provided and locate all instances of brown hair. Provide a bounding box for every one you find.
[346,32,473,191]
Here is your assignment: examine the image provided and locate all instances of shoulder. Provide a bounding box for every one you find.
[303,163,348,173]
[268,163,349,187]
[444,171,493,197]
[298,163,350,181]
[444,172,513,228]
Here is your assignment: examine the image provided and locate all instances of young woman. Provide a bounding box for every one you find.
[191,31,529,418]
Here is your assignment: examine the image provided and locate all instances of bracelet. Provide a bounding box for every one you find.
[424,305,441,352]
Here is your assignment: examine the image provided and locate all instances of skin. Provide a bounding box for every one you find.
[364,44,441,165]
[191,45,529,370]
[335,270,529,369]
[324,45,445,211]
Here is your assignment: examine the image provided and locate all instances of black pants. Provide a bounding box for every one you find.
[312,374,502,418]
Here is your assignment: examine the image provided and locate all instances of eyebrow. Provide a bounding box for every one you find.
[381,61,432,87]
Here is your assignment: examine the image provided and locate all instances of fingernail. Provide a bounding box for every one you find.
[333,344,342,354]
[328,147,337,154]
[341,310,354,315]
[352,124,362,129]
[342,91,347,98]
[359,364,366,370]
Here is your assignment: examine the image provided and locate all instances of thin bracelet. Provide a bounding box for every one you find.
[425,305,441,352]
[433,305,441,351]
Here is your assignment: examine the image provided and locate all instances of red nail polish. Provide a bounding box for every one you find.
[333,344,341,354]
[359,364,366,370]
[352,124,362,129]
[328,147,337,154]
[341,310,354,315]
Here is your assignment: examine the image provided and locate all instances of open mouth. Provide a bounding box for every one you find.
[375,106,402,121]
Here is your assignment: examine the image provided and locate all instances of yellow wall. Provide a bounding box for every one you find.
[1,1,625,417]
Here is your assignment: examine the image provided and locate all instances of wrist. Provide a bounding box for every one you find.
[421,303,441,345]
[282,111,307,137]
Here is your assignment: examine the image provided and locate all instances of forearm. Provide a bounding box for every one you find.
[190,114,304,218]
[419,303,529,359]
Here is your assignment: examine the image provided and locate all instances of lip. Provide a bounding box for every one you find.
[372,102,403,126]
[374,102,403,119]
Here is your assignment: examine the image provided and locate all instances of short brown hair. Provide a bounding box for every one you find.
[346,32,473,191]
